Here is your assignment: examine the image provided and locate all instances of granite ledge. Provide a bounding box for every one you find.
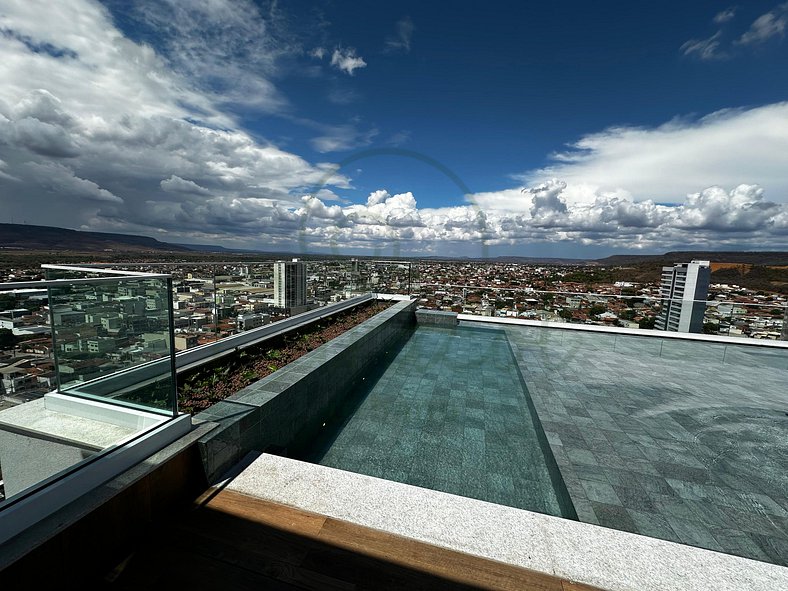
[226,453,788,591]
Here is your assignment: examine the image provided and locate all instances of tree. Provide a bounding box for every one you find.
[0,328,15,350]
[638,316,656,330]
[0,294,16,313]
[588,304,606,317]
[558,309,573,320]
[703,322,720,335]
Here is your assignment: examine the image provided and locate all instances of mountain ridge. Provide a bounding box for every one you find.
[2,223,787,265]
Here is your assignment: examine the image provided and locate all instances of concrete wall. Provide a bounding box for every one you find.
[195,300,417,482]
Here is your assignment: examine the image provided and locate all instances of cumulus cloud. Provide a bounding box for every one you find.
[1,0,786,256]
[385,17,414,53]
[287,182,788,254]
[160,175,211,196]
[26,161,122,203]
[517,102,788,206]
[330,47,367,75]
[0,0,350,243]
[0,159,19,182]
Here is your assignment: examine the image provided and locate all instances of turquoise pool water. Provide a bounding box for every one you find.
[302,325,572,518]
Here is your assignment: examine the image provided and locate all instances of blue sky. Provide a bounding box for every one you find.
[1,1,788,258]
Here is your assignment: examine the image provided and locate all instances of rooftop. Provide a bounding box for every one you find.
[1,272,787,589]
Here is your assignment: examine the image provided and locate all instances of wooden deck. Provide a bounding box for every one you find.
[103,488,604,590]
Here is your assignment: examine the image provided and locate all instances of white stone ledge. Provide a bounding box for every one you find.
[457,314,788,349]
[227,454,788,591]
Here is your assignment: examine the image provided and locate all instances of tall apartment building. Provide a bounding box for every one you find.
[273,258,307,309]
[655,260,711,333]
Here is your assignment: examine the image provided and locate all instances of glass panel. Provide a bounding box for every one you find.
[0,266,178,510]
[48,275,175,413]
[0,287,54,401]
[413,280,788,341]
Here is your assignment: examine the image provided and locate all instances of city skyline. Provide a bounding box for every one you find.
[1,1,788,257]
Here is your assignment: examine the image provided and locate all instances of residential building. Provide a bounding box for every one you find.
[655,260,711,333]
[237,312,270,331]
[273,258,307,309]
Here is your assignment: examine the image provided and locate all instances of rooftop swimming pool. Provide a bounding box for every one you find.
[301,324,575,518]
[299,315,788,567]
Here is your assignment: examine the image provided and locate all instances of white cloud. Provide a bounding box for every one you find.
[310,47,326,59]
[26,161,122,203]
[121,0,290,113]
[714,8,737,25]
[684,3,788,60]
[518,102,788,206]
[681,31,726,60]
[736,2,788,45]
[310,123,378,153]
[330,47,367,75]
[286,182,788,254]
[327,87,359,105]
[160,175,211,196]
[385,17,414,53]
[676,184,781,231]
[1,0,786,256]
[0,0,350,243]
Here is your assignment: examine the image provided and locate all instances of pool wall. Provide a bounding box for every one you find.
[195,299,417,482]
[499,330,579,520]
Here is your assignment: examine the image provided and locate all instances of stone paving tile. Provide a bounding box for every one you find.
[304,321,787,568]
[505,325,788,567]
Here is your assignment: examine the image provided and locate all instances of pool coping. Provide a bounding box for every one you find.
[457,313,788,349]
[226,452,788,591]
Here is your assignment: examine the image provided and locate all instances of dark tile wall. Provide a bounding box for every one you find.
[415,309,458,327]
[195,300,417,482]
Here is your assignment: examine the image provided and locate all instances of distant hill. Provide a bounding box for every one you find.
[594,251,788,267]
[2,223,787,279]
[172,243,236,253]
[0,223,192,253]
[586,251,788,294]
[488,255,585,265]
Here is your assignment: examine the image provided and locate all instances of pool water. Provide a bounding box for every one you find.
[301,325,573,518]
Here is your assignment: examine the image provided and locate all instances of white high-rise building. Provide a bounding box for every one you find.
[655,260,711,333]
[273,259,307,309]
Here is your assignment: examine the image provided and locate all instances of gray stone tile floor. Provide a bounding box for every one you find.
[306,325,565,517]
[504,325,788,566]
[301,321,788,567]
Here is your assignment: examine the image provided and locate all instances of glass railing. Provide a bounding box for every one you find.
[68,259,415,348]
[42,265,177,414]
[46,261,786,343]
[0,265,178,509]
[412,283,788,341]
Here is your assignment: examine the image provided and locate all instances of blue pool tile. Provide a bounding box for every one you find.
[304,325,567,518]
